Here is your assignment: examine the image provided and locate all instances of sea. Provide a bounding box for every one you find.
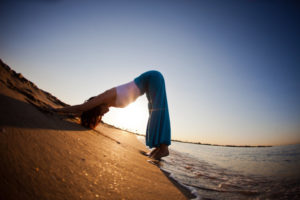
[137,136,300,200]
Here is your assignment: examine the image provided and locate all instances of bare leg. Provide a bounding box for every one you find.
[151,144,169,160]
[56,88,117,116]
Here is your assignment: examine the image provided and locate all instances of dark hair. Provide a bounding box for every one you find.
[80,97,106,129]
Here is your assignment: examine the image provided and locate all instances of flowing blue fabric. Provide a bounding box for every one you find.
[134,70,171,148]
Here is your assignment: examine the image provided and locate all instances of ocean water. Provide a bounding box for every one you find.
[137,137,300,199]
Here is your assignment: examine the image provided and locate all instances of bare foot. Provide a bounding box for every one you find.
[146,147,159,157]
[151,144,169,160]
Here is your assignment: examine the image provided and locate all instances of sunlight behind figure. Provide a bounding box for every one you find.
[102,96,149,134]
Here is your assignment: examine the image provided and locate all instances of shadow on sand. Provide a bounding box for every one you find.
[0,94,85,131]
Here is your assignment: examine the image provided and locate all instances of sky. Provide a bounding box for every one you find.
[0,0,299,146]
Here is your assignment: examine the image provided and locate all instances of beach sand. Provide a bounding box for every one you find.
[0,59,189,200]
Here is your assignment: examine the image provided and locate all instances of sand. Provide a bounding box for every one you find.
[0,59,189,200]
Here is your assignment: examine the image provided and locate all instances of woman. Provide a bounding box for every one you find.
[57,70,171,160]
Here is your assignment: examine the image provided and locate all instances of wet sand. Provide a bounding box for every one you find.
[0,59,189,200]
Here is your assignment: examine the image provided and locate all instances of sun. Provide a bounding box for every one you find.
[102,96,149,134]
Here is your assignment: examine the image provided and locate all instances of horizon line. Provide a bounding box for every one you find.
[102,122,300,148]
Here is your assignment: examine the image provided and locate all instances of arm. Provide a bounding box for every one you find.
[56,104,84,116]
[56,87,117,115]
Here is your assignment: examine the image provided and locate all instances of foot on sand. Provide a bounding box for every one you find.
[139,148,160,157]
[151,144,169,160]
[147,147,160,157]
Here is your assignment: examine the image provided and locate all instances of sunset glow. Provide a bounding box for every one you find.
[103,96,149,134]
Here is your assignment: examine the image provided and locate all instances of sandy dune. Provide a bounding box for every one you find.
[0,59,189,200]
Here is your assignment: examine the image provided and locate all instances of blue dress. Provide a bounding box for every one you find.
[134,71,171,148]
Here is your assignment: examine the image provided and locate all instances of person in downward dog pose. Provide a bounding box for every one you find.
[57,70,171,160]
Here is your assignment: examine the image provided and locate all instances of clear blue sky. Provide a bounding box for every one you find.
[1,0,299,145]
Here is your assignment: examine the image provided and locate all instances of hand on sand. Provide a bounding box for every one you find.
[55,107,81,117]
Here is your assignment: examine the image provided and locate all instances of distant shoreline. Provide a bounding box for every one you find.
[113,126,273,148]
[170,139,273,148]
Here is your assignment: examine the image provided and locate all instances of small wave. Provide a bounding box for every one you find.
[185,182,259,196]
[159,143,300,199]
[160,168,201,200]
